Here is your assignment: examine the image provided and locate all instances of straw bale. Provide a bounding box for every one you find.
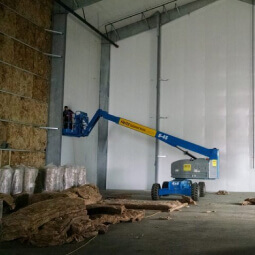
[32,77,49,102]
[0,0,17,9]
[5,0,52,28]
[9,95,20,122]
[0,93,10,120]
[10,151,45,168]
[36,0,52,29]
[19,98,32,124]
[0,34,14,63]
[10,151,29,166]
[1,151,9,166]
[34,28,52,52]
[15,0,39,26]
[18,70,33,97]
[29,152,46,168]
[33,51,50,78]
[0,63,33,97]
[34,102,48,125]
[14,41,34,72]
[5,123,32,150]
[0,5,16,36]
[15,15,35,48]
[0,122,7,144]
[31,128,47,151]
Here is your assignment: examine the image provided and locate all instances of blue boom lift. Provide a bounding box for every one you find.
[63,109,219,201]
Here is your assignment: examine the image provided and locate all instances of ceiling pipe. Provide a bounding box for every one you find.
[54,0,119,48]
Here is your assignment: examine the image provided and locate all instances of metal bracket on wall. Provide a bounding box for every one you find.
[45,29,63,35]
[175,3,181,15]
[141,12,150,29]
[44,53,62,58]
[163,5,171,21]
[111,24,120,40]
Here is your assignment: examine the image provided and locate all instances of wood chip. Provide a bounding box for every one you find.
[216,190,229,195]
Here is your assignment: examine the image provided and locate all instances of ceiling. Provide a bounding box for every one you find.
[72,0,198,33]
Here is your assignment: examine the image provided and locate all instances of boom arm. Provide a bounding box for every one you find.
[83,109,219,161]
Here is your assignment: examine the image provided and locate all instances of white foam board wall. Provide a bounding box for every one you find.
[160,0,254,191]
[107,29,157,190]
[61,15,101,184]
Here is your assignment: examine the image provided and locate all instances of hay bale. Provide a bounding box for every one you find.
[0,5,16,36]
[0,63,33,97]
[10,151,45,168]
[32,76,49,102]
[0,122,7,145]
[31,128,47,151]
[0,34,14,63]
[0,0,16,9]
[1,151,9,166]
[6,123,32,150]
[15,15,35,47]
[33,51,50,78]
[34,28,52,52]
[9,95,20,122]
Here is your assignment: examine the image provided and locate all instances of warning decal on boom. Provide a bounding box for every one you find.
[119,118,156,137]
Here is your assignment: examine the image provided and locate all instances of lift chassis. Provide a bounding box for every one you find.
[63,109,219,201]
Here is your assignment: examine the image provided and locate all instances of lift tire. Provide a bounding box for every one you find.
[191,183,199,201]
[199,182,206,197]
[151,183,160,200]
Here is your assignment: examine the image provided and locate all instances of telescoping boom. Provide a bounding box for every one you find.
[63,109,220,201]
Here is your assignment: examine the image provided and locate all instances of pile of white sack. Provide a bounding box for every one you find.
[0,164,87,195]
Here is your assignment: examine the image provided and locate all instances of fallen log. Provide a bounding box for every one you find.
[102,199,188,212]
[86,204,125,215]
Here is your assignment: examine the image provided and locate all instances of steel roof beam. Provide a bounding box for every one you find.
[106,0,220,42]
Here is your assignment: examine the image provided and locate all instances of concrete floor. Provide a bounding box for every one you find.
[1,191,255,255]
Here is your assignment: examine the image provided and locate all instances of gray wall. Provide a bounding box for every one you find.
[61,15,101,184]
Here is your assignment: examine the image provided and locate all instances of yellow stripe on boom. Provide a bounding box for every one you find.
[119,118,157,137]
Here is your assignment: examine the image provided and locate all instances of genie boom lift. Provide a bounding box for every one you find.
[63,109,219,201]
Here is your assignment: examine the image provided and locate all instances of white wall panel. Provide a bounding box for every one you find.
[160,0,254,191]
[61,15,101,184]
[107,30,157,190]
